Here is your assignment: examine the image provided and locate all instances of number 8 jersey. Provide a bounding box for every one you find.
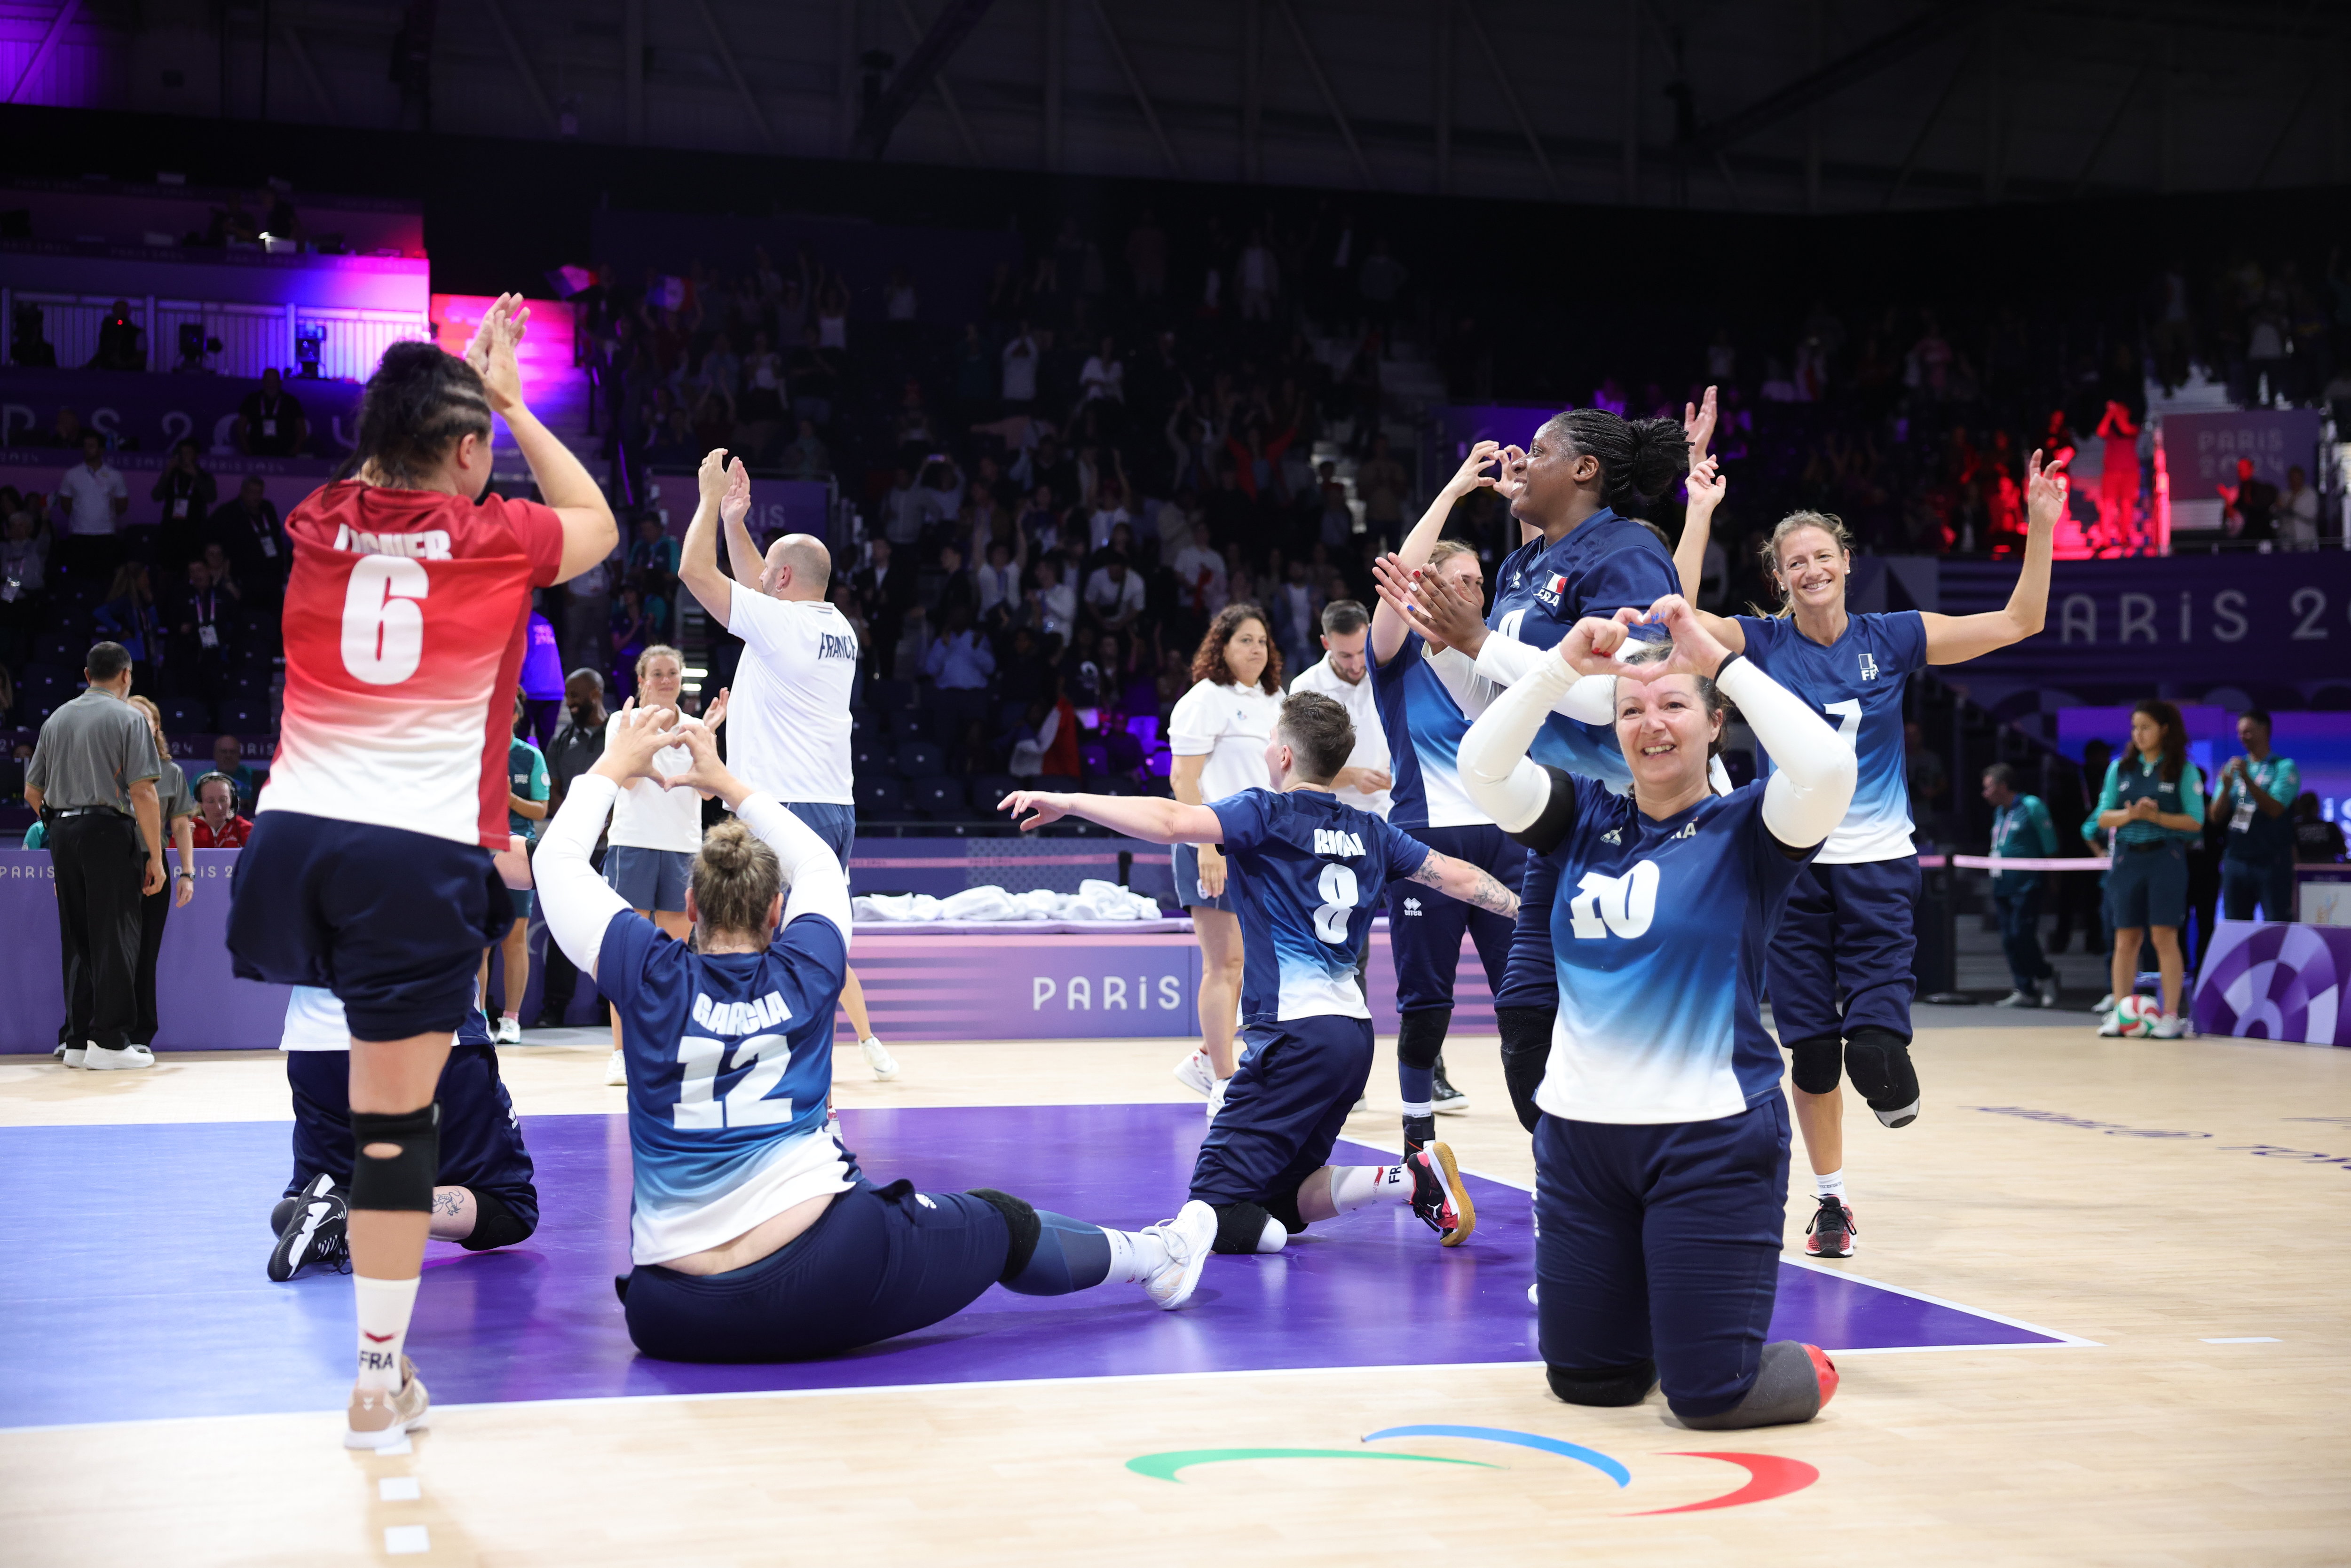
[262,481,568,849]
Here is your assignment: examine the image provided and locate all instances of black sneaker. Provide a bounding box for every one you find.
[268,1174,351,1282]
[1804,1195,1856,1259]
[1430,1054,1469,1116]
[1405,1143,1476,1246]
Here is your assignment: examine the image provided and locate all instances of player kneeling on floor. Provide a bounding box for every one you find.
[538,703,1215,1362]
[1002,691,1519,1271]
[269,986,541,1281]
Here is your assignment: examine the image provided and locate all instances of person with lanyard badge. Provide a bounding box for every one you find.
[1165,604,1286,1117]
[125,696,198,1053]
[2209,709,2299,926]
[1458,599,1855,1430]
[2092,701,2206,1038]
[600,646,726,1083]
[536,707,1222,1355]
[481,693,549,1046]
[1371,408,1702,1137]
[679,451,898,1083]
[237,367,308,457]
[151,440,217,564]
[1364,441,1536,1141]
[1982,763,2060,1009]
[1641,448,2065,1258]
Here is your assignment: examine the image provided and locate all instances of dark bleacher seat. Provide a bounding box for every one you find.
[1034,773,1081,793]
[16,664,69,711]
[869,678,916,712]
[888,708,933,741]
[1104,731,1145,772]
[854,775,903,815]
[1079,742,1110,777]
[215,699,270,731]
[161,696,213,731]
[32,630,80,668]
[904,776,964,817]
[894,740,943,778]
[852,737,890,776]
[972,773,1020,810]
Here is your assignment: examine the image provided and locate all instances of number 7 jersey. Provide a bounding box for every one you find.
[262,481,567,848]
[1735,609,1929,864]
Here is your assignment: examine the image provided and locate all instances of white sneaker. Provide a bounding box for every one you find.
[1994,989,2035,1008]
[2036,976,2061,1008]
[1527,1282,1539,1308]
[2096,1014,2125,1038]
[84,1043,155,1071]
[859,1035,899,1080]
[1141,1200,1218,1310]
[1206,1077,1231,1122]
[59,1040,90,1068]
[1172,1048,1215,1098]
[2092,993,2115,1013]
[606,1050,627,1086]
[2151,1012,2188,1040]
[492,1016,522,1046]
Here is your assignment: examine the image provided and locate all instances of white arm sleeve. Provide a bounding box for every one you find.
[735,791,853,946]
[538,773,630,978]
[1457,653,1579,834]
[1716,656,1857,849]
[1470,632,1616,723]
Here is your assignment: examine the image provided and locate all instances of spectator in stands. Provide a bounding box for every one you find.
[211,733,259,803]
[40,407,85,448]
[1905,719,1949,842]
[1031,555,1077,644]
[93,300,145,371]
[852,538,914,678]
[610,585,652,690]
[9,303,57,367]
[2278,465,2319,550]
[205,475,286,602]
[92,562,159,690]
[152,441,217,565]
[191,770,252,847]
[924,602,996,757]
[2217,457,2278,546]
[56,433,128,584]
[535,669,609,1029]
[1354,434,1408,542]
[976,537,1023,630]
[1002,322,1041,410]
[167,556,240,700]
[1267,556,1324,676]
[1084,553,1145,634]
[2,508,47,617]
[124,695,195,1051]
[235,368,308,456]
[625,512,680,638]
[562,544,616,682]
[778,418,829,479]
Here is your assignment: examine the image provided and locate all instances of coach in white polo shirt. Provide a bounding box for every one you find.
[676,449,899,1082]
[57,431,129,585]
[1286,599,1392,817]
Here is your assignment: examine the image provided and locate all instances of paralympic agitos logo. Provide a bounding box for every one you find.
[1125,1424,1816,1514]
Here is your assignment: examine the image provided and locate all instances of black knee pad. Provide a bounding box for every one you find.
[1214,1200,1283,1254]
[1396,1008,1452,1072]
[1786,1034,1845,1096]
[1496,1007,1553,1134]
[268,1195,298,1236]
[1546,1359,1658,1407]
[967,1188,1042,1282]
[1674,1341,1834,1429]
[1265,1188,1312,1237]
[1843,1028,1919,1125]
[348,1106,439,1213]
[458,1187,536,1252]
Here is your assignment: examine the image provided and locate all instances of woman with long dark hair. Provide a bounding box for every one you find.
[2094,700,2206,1036]
[1166,603,1284,1113]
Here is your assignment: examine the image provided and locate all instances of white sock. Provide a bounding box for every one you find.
[501,1011,519,1023]
[1814,1168,1846,1201]
[1328,1164,1411,1214]
[354,1274,420,1392]
[1103,1227,1156,1284]
[1401,1099,1433,1119]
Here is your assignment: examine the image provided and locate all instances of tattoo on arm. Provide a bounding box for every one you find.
[1411,855,1522,919]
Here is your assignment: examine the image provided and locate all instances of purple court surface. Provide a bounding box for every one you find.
[0,1104,2079,1429]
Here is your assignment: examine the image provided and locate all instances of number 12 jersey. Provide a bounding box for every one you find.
[262,481,568,849]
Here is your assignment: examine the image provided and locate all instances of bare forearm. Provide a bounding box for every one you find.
[722,507,762,586]
[509,796,548,820]
[1417,855,1520,919]
[132,786,162,863]
[174,819,195,868]
[679,496,733,623]
[1054,793,1207,844]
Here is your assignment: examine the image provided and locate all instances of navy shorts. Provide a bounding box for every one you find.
[228,811,505,1041]
[281,1044,539,1244]
[2220,854,2295,924]
[1765,855,1920,1046]
[1172,842,1232,913]
[1389,822,1520,1015]
[783,801,857,868]
[1190,1013,1375,1224]
[621,1178,1011,1363]
[606,845,692,913]
[507,888,535,921]
[1494,848,1561,1012]
[1535,1096,1790,1419]
[2108,840,2190,928]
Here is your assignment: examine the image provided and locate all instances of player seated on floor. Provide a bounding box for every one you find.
[1000,691,1520,1265]
[535,704,1219,1362]
[268,985,540,1281]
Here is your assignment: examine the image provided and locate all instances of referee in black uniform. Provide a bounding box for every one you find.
[24,641,169,1071]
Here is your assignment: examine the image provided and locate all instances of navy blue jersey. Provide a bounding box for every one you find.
[1489,510,1680,788]
[598,909,852,1261]
[1211,788,1432,1025]
[1520,770,1815,1124]
[1735,611,1928,863]
[1370,631,1487,830]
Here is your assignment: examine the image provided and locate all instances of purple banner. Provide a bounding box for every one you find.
[2191,919,2351,1047]
[1939,554,2351,685]
[2161,408,2326,494]
[0,368,364,456]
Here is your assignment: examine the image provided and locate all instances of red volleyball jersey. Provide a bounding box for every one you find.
[260,481,567,848]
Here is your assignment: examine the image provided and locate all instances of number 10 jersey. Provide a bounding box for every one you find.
[263,480,567,848]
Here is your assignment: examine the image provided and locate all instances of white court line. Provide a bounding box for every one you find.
[379,1477,421,1501]
[2200,1336,2281,1343]
[383,1524,430,1554]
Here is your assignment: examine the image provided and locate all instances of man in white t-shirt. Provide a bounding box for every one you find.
[1084,558,1146,631]
[678,449,899,1080]
[56,432,128,584]
[1287,600,1392,818]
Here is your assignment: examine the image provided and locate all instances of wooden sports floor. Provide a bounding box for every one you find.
[3,1016,2347,1567]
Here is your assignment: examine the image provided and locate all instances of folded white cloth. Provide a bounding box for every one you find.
[852,882,1165,923]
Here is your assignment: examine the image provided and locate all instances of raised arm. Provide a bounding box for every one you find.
[1919,449,2065,665]
[999,788,1224,845]
[538,702,684,975]
[1670,457,1742,652]
[678,447,737,629]
[670,725,850,938]
[469,294,616,583]
[1457,619,1635,835]
[1372,440,1500,663]
[1374,557,1614,723]
[718,457,762,589]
